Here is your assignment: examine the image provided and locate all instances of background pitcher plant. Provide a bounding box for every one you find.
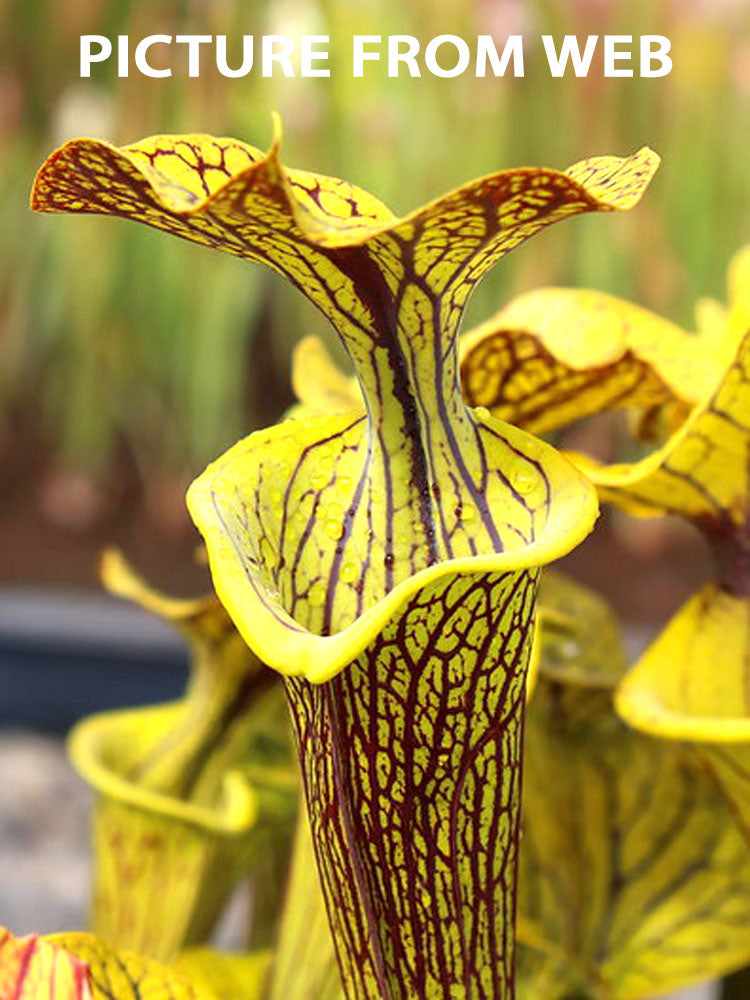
[518,573,750,1000]
[68,549,295,962]
[31,119,661,998]
[456,248,750,849]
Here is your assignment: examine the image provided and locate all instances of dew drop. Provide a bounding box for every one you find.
[511,466,537,495]
[308,582,326,607]
[340,561,358,583]
[324,518,344,540]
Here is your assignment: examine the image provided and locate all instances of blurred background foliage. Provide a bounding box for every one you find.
[1,0,749,597]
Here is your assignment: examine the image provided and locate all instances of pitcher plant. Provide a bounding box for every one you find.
[68,549,295,961]
[518,573,750,1000]
[31,118,661,998]
[455,247,750,853]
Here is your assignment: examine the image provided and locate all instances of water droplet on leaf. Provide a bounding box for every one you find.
[325,518,344,540]
[511,467,537,495]
[341,561,358,583]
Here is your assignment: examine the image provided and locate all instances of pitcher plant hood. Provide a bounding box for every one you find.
[31,118,658,677]
[459,287,704,439]
[456,250,750,441]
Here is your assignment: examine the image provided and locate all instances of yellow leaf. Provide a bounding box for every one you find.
[520,576,750,999]
[535,570,626,688]
[173,949,272,1000]
[290,336,361,417]
[31,127,658,357]
[458,245,750,452]
[267,810,343,1000]
[32,129,649,646]
[516,947,580,1000]
[616,585,750,842]
[576,326,750,543]
[0,928,91,999]
[50,933,215,1000]
[460,287,697,437]
[29,119,659,670]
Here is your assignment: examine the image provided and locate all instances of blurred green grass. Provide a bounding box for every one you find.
[2,0,749,499]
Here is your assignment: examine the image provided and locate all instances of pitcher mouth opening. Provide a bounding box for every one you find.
[187,408,598,683]
[616,690,750,745]
[615,683,750,746]
[616,584,750,745]
[68,705,258,835]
